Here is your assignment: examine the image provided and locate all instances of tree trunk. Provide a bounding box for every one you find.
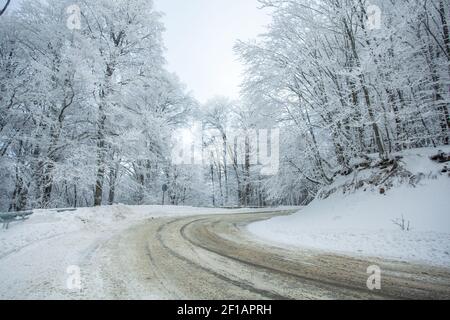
[210,163,216,207]
[222,133,229,205]
[386,89,403,152]
[362,82,386,159]
[94,114,107,206]
[244,135,251,206]
[108,163,118,205]
[9,165,28,212]
[439,0,450,61]
[40,162,54,208]
[74,184,78,208]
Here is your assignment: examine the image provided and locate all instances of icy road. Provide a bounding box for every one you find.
[1,210,450,299]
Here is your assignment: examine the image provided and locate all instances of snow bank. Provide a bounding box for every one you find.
[0,205,277,259]
[248,147,450,267]
[2,205,292,299]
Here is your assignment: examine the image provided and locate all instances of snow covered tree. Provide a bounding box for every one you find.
[0,0,194,211]
[236,0,450,200]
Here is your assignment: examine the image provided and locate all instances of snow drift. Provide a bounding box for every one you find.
[248,147,450,267]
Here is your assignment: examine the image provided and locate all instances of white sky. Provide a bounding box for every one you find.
[153,0,271,103]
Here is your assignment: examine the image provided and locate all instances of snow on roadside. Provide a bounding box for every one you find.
[0,205,289,299]
[0,205,279,258]
[248,147,450,267]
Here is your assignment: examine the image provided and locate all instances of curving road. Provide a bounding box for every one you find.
[81,211,450,300]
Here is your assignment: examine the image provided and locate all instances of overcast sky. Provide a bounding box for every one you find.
[153,0,271,103]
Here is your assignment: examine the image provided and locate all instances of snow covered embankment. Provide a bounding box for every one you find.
[248,147,450,267]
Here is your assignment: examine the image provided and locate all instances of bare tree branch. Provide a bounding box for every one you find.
[0,0,11,16]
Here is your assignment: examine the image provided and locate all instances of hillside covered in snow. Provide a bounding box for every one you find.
[248,147,450,267]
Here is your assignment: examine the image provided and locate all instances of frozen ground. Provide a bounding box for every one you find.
[0,205,277,258]
[1,201,449,299]
[248,147,450,267]
[0,205,285,299]
[3,209,449,300]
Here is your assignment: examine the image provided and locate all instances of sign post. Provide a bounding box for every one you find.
[162,184,168,206]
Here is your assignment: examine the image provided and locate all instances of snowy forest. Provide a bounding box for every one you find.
[1,0,449,212]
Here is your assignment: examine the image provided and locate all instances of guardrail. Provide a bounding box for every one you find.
[0,211,33,230]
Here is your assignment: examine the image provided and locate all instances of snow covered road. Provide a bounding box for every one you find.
[1,209,449,300]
